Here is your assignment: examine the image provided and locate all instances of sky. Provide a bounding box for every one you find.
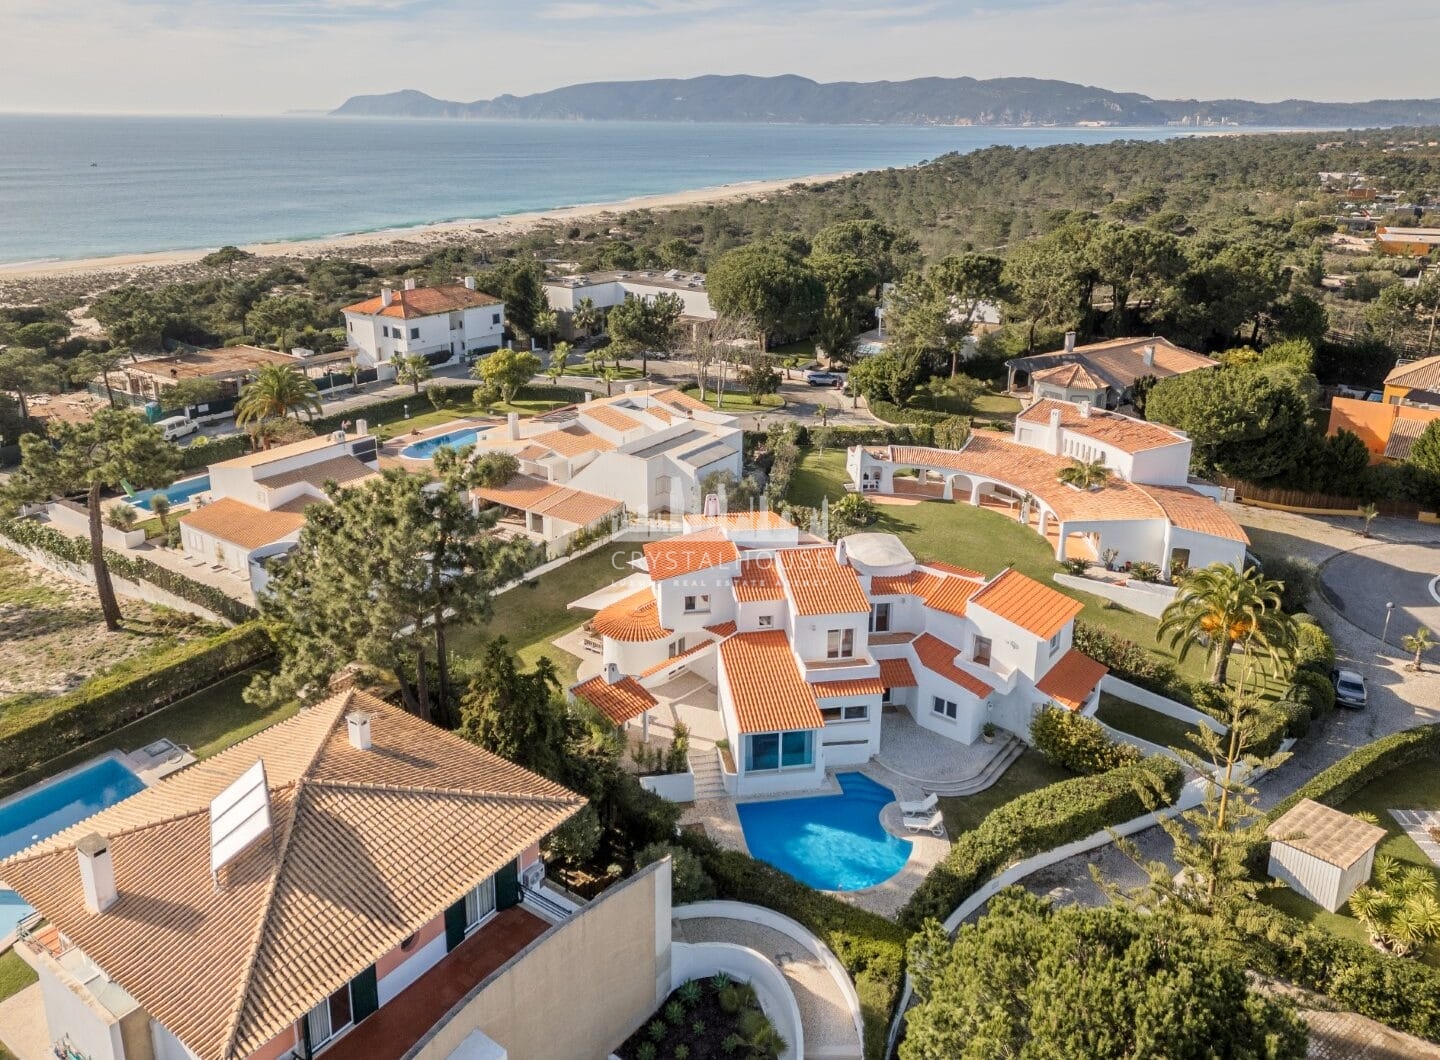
[2,0,1437,115]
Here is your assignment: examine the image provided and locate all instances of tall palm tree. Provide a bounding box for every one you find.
[394,354,431,395]
[1057,457,1110,491]
[234,364,322,430]
[572,297,602,340]
[1402,626,1434,672]
[1157,564,1296,685]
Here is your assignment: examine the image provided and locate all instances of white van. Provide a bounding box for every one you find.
[158,416,199,441]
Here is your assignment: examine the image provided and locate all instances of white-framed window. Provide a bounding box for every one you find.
[667,636,687,656]
[683,594,710,614]
[821,704,869,723]
[1049,631,1061,656]
[826,628,854,659]
[758,614,774,628]
[972,636,992,666]
[870,602,891,633]
[304,984,353,1050]
[409,327,420,340]
[463,876,497,933]
[932,696,958,721]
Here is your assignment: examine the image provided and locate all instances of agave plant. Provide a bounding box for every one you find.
[1347,856,1440,957]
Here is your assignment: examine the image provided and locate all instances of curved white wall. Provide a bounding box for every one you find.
[670,941,801,1060]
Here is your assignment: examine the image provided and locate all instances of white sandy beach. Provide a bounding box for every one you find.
[0,171,854,285]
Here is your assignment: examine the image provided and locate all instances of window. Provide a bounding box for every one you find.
[826,628,854,659]
[655,474,672,497]
[757,614,774,629]
[667,636,687,657]
[881,686,893,705]
[683,594,710,614]
[870,603,891,633]
[932,696,958,721]
[463,877,497,932]
[304,985,353,1050]
[492,313,501,325]
[821,704,869,723]
[744,731,813,771]
[381,325,390,338]
[1048,631,1061,656]
[409,327,420,340]
[972,636,992,666]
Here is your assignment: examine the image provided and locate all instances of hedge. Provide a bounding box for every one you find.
[0,623,273,775]
[1267,723,1440,826]
[178,433,252,470]
[1071,620,1193,704]
[1,518,257,624]
[310,382,590,435]
[868,399,948,428]
[899,755,1185,930]
[681,834,906,1060]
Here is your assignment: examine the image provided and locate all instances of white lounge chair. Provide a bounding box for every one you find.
[898,792,938,817]
[902,810,945,837]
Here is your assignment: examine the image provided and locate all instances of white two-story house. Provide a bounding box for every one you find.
[342,278,505,374]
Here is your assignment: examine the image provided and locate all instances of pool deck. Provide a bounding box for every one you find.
[386,416,495,466]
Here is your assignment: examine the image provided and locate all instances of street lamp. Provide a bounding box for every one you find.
[1382,601,1395,648]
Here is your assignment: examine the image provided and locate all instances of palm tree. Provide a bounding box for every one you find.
[598,366,620,397]
[547,341,571,384]
[1360,502,1379,537]
[234,364,322,435]
[572,297,602,340]
[1057,457,1110,491]
[394,354,431,395]
[1347,855,1440,956]
[1402,626,1433,672]
[1157,564,1296,685]
[150,494,172,539]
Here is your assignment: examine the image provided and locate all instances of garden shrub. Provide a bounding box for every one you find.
[1267,723,1440,824]
[1261,555,1318,615]
[1292,620,1335,675]
[636,842,716,904]
[1071,620,1191,703]
[1276,698,1310,740]
[899,756,1184,931]
[178,432,251,470]
[1286,668,1336,719]
[0,623,273,775]
[868,399,947,427]
[1029,707,1140,774]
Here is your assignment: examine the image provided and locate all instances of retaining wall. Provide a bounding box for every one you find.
[1053,572,1176,617]
[1101,674,1225,732]
[670,942,802,1060]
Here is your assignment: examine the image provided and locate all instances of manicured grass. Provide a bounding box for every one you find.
[369,394,571,440]
[0,950,36,1002]
[1260,762,1440,968]
[937,749,1074,836]
[972,391,1023,419]
[1095,692,1202,751]
[678,384,785,414]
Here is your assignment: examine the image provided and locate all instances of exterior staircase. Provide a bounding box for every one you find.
[870,734,1024,798]
[688,747,726,801]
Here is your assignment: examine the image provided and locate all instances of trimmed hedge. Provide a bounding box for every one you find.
[0,623,273,775]
[681,834,906,1060]
[868,399,947,428]
[1071,619,1193,704]
[1268,723,1440,825]
[899,755,1185,930]
[178,433,252,470]
[1,518,256,623]
[1286,668,1336,719]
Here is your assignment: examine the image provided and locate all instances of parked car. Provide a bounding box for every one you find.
[1331,668,1368,709]
[157,416,199,441]
[805,371,843,387]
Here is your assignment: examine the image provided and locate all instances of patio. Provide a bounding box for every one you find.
[871,710,1014,794]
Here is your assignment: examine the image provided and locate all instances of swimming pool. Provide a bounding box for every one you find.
[735,772,912,892]
[400,427,487,460]
[0,757,146,930]
[127,474,210,511]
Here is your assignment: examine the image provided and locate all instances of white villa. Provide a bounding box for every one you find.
[570,513,1107,797]
[342,278,506,373]
[847,397,1247,579]
[543,270,715,339]
[179,431,380,593]
[1005,333,1218,410]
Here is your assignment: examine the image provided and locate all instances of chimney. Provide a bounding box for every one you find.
[355,418,368,437]
[1079,400,1091,419]
[403,278,417,291]
[703,493,720,517]
[583,392,593,403]
[1048,407,1063,455]
[507,412,520,440]
[625,383,636,394]
[1142,344,1156,367]
[1064,331,1076,353]
[346,711,373,751]
[76,834,117,914]
[834,537,848,566]
[603,662,622,685]
[380,287,394,308]
[463,275,477,291]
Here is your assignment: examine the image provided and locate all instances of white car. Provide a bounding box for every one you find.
[157,416,199,441]
[1332,668,1368,709]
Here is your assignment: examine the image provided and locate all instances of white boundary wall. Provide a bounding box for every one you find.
[1053,573,1177,617]
[670,941,801,1060]
[639,770,696,802]
[1101,675,1226,732]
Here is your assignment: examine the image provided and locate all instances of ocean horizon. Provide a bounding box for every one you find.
[0,115,1250,265]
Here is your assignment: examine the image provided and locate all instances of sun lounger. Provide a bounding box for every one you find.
[897,792,938,817]
[902,809,945,837]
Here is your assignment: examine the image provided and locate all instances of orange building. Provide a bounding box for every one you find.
[1327,396,1440,462]
[1374,227,1440,257]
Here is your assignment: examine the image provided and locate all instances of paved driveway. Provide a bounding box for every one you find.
[1321,541,1440,650]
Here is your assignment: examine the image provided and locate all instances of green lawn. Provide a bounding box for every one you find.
[972,392,1023,419]
[938,749,1074,836]
[0,950,36,1003]
[1261,764,1440,968]
[679,385,785,414]
[369,394,574,441]
[1094,693,1203,751]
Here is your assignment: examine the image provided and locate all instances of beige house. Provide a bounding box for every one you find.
[1006,334,1218,410]
[1267,798,1386,913]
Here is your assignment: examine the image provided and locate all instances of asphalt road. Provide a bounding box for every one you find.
[1320,540,1440,652]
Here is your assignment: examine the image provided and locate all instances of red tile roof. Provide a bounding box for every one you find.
[917,572,984,618]
[878,657,917,688]
[572,674,657,724]
[179,497,306,550]
[1137,484,1249,544]
[1018,399,1186,454]
[913,633,994,698]
[343,283,500,319]
[970,569,1084,640]
[1031,362,1105,390]
[582,404,643,433]
[777,547,870,616]
[639,639,715,677]
[733,558,785,601]
[591,589,670,642]
[1035,650,1108,711]
[531,425,615,458]
[704,621,738,638]
[643,532,738,581]
[812,676,886,699]
[925,560,986,580]
[718,631,823,734]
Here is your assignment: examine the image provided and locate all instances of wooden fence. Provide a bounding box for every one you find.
[1212,474,1421,518]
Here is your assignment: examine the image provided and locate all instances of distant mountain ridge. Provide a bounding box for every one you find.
[330,75,1440,127]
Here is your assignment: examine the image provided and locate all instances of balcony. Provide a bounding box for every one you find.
[318,907,549,1060]
[798,654,877,683]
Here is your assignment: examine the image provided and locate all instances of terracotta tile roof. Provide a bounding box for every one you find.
[639,638,715,677]
[1385,354,1440,391]
[211,434,355,470]
[686,510,796,533]
[343,283,500,319]
[0,690,583,1060]
[777,547,870,616]
[535,487,623,527]
[591,588,670,642]
[733,558,786,601]
[1018,399,1187,454]
[582,404,643,433]
[256,453,378,491]
[643,532,738,581]
[812,676,885,698]
[878,657,917,688]
[531,425,615,458]
[572,674,657,724]
[471,473,565,511]
[179,497,307,550]
[650,388,713,413]
[1007,336,1217,391]
[515,443,553,461]
[917,571,983,618]
[704,621,738,637]
[925,560,986,579]
[1138,484,1249,544]
[1268,798,1386,869]
[868,572,919,596]
[1384,415,1431,460]
[913,633,994,698]
[1036,649,1108,711]
[718,631,823,733]
[970,569,1084,640]
[1031,362,1105,390]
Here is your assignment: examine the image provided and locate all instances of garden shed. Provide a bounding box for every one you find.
[1267,798,1386,913]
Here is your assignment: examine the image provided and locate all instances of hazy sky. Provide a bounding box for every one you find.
[3,0,1436,115]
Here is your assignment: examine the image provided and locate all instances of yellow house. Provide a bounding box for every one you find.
[1382,354,1440,405]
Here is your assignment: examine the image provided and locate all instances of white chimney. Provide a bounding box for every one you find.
[346,711,373,751]
[507,412,520,440]
[1142,344,1156,367]
[355,418,368,437]
[1079,400,1092,419]
[625,383,636,394]
[834,537,848,566]
[603,662,622,685]
[1048,407,1064,455]
[76,834,117,914]
[703,493,720,517]
[583,392,593,403]
[403,278,417,291]
[463,275,477,291]
[380,288,394,308]
[1064,331,1076,353]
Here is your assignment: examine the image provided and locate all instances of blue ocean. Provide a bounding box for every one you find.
[0,115,1220,264]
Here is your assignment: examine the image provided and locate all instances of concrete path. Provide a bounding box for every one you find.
[0,983,50,1060]
[1390,808,1440,867]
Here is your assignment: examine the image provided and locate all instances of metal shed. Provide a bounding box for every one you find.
[1267,798,1386,913]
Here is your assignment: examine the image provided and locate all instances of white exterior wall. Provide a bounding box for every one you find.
[36,961,129,1060]
[545,279,714,319]
[735,599,787,634]
[210,439,358,508]
[461,305,506,352]
[653,567,739,631]
[1069,518,1168,570]
[714,652,825,797]
[151,1022,201,1060]
[1167,527,1246,573]
[817,694,882,765]
[1126,442,1192,486]
[377,932,449,1007]
[911,672,986,744]
[1269,845,1347,912]
[343,305,503,367]
[788,613,869,665]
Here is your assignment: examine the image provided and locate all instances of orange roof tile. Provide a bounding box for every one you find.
[733,558,786,601]
[643,532,738,581]
[471,473,565,511]
[179,497,307,550]
[918,571,983,618]
[971,569,1083,640]
[1031,362,1105,390]
[1036,650,1108,711]
[651,388,713,413]
[777,547,870,616]
[718,631,823,733]
[913,633,994,698]
[1018,399,1186,454]
[639,639,715,677]
[582,404,643,433]
[1008,336,1217,390]
[705,621,738,637]
[572,674,657,724]
[1138,484,1249,544]
[515,443,553,461]
[686,510,795,533]
[879,657,917,688]
[343,283,500,319]
[925,560,986,579]
[812,676,885,699]
[591,589,671,642]
[531,425,616,458]
[534,487,623,527]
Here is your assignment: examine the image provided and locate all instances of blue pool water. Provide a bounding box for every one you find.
[736,772,912,892]
[0,758,146,930]
[401,427,485,460]
[127,474,210,511]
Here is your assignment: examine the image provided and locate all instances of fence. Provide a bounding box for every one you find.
[1212,473,1421,517]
